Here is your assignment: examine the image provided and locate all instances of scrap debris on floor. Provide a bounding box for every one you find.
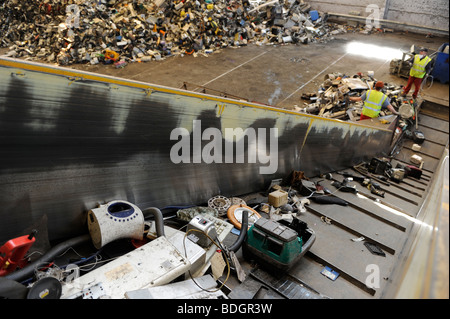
[0,142,426,299]
[0,169,319,299]
[294,71,409,121]
[1,0,381,66]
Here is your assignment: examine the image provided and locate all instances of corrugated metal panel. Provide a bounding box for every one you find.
[0,58,393,242]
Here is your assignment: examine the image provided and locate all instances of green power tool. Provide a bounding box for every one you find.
[243,217,316,274]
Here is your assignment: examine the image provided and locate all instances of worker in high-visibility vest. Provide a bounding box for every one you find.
[349,81,399,120]
[401,47,433,99]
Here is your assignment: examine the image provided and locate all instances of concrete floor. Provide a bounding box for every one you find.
[69,30,449,110]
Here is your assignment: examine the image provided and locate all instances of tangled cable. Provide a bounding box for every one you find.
[183,228,231,293]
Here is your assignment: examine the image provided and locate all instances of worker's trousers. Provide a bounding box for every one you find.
[402,76,423,99]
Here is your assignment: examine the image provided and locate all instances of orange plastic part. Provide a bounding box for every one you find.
[227,204,261,230]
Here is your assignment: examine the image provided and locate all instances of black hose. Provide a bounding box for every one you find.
[142,207,165,237]
[228,211,248,252]
[0,277,29,299]
[5,208,164,283]
[5,234,91,283]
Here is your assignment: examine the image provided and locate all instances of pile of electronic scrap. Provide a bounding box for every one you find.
[295,71,405,121]
[1,0,346,66]
[0,170,324,299]
[7,163,429,299]
[0,200,237,299]
[346,153,424,198]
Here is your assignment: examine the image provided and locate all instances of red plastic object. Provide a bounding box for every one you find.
[0,230,36,276]
[130,238,149,249]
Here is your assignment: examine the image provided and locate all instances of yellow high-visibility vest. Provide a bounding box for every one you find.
[410,55,432,78]
[362,90,387,118]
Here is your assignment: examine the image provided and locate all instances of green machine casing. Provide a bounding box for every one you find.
[243,217,315,273]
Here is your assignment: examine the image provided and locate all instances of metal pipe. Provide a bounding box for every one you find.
[142,207,165,237]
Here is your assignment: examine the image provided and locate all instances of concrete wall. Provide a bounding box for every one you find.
[385,0,449,32]
[307,0,449,34]
[307,0,386,17]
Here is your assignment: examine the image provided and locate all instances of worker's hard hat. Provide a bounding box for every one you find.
[419,47,428,52]
[375,81,384,88]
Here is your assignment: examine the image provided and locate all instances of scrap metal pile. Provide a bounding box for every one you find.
[295,72,405,121]
[1,173,319,299]
[0,0,346,66]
